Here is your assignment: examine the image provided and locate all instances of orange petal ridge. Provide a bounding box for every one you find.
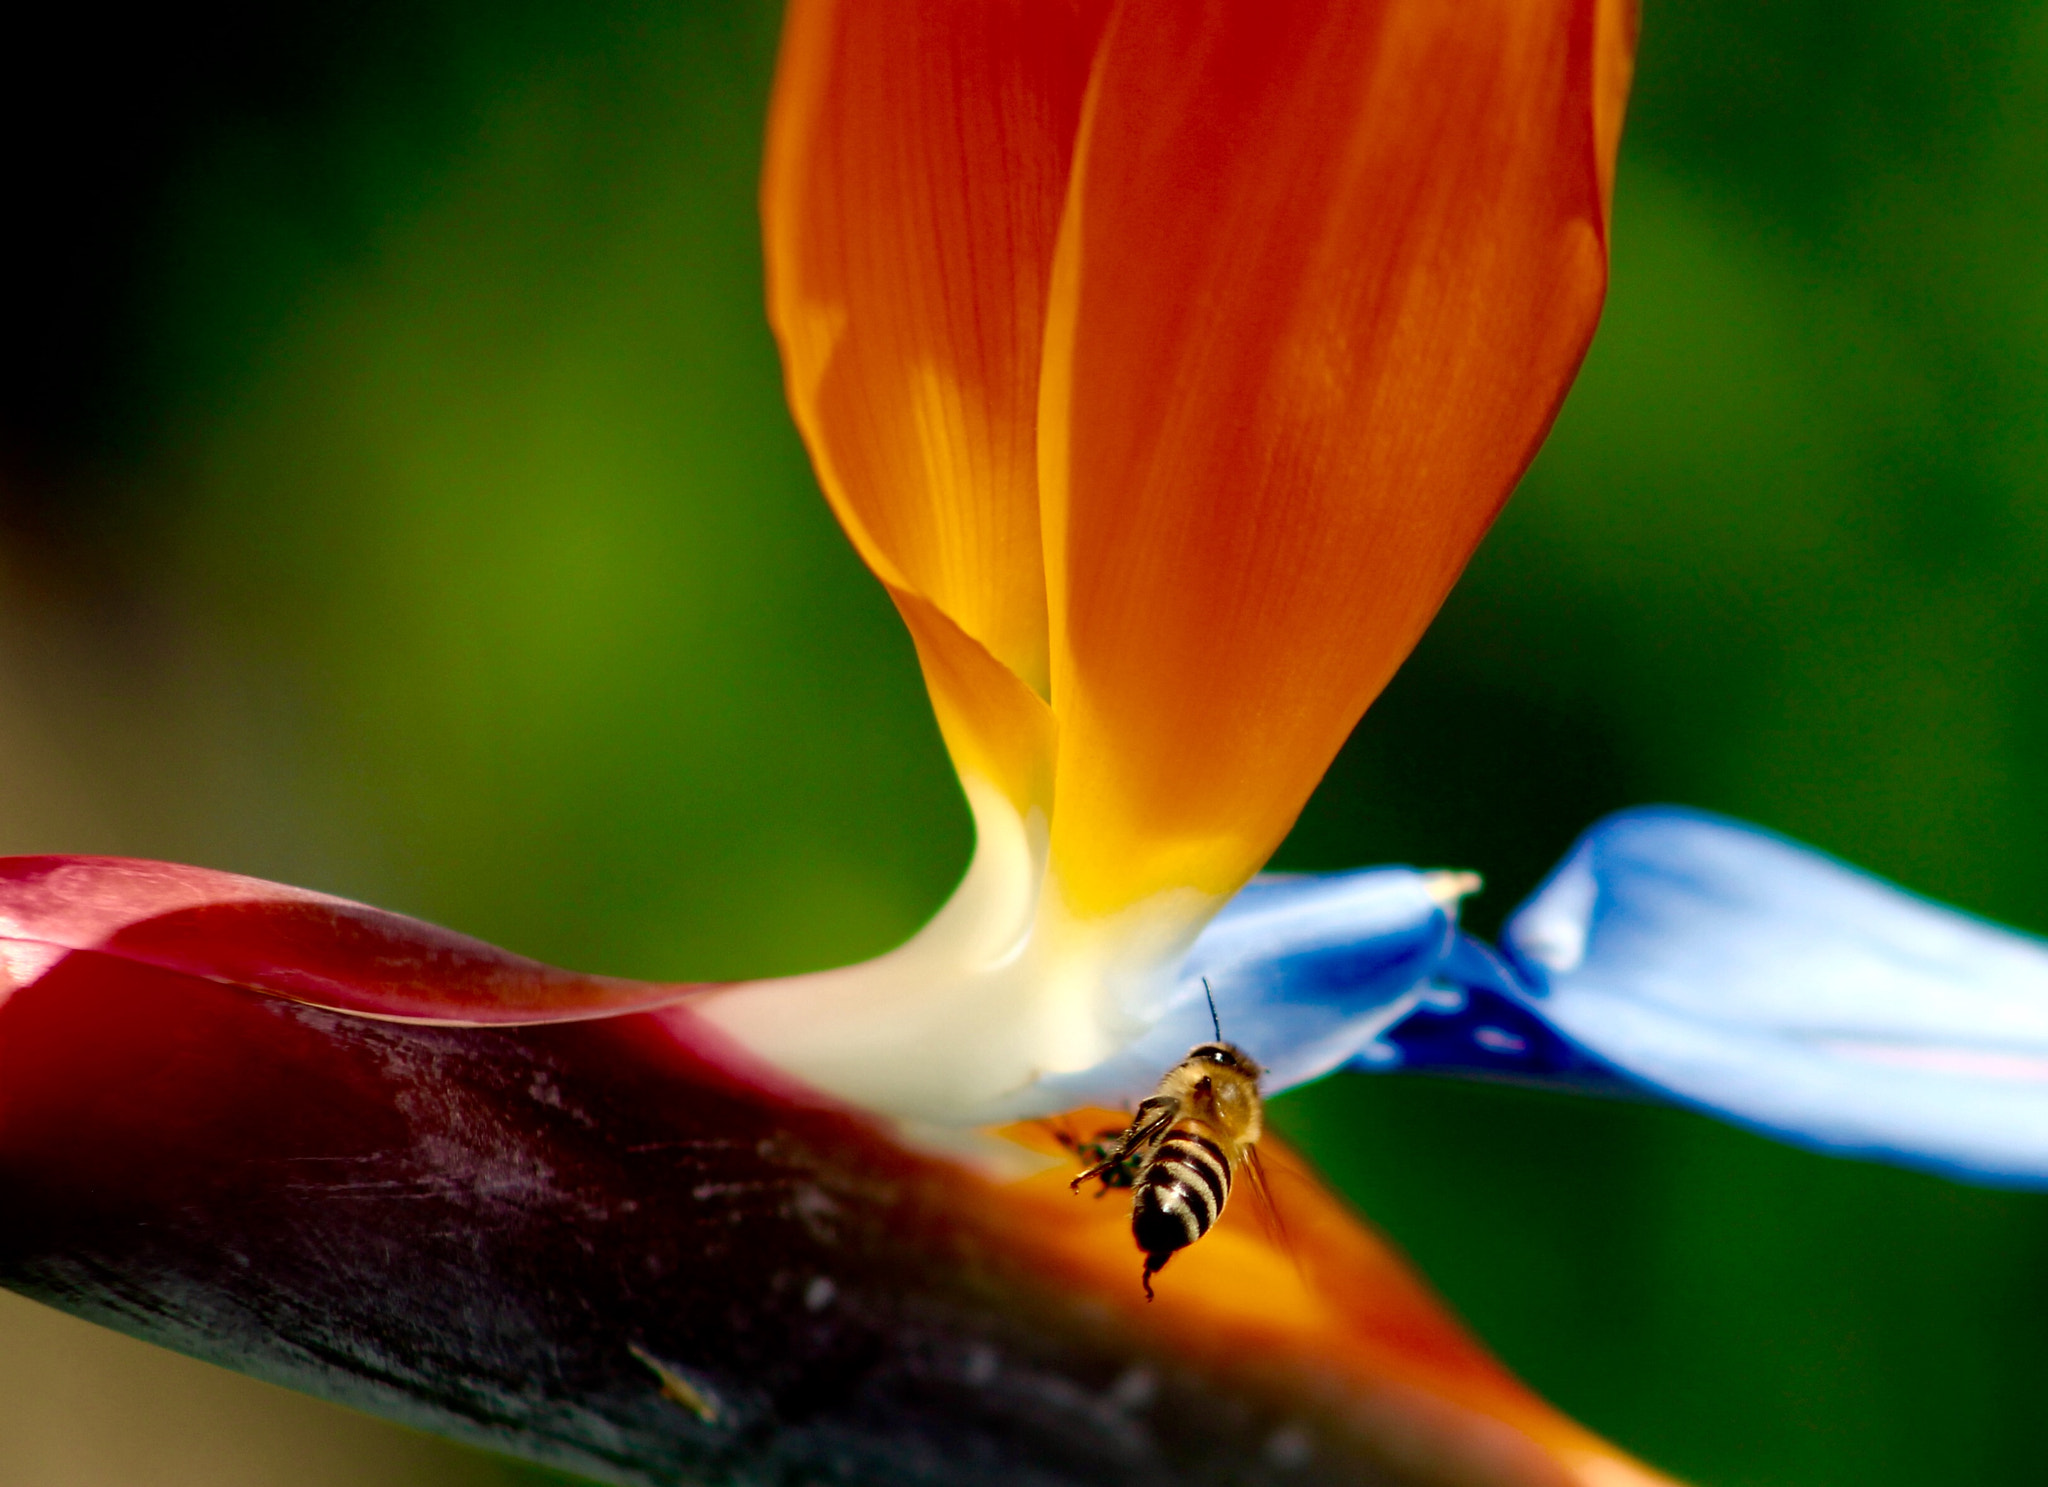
[1039,0,1635,914]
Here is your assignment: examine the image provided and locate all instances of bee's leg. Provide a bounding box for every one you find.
[1070,1097,1176,1192]
[1073,1101,1173,1189]
[1091,1133,1140,1195]
[1140,1248,1170,1301]
[1071,1148,1133,1192]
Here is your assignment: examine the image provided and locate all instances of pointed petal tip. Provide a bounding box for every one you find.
[1425,871,1486,910]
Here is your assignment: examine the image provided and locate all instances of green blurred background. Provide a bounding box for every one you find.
[2,1,2044,1483]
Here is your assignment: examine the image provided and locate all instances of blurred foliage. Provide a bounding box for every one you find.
[4,1,2048,1485]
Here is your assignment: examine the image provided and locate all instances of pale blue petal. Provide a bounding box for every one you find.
[1016,868,1470,1113]
[1500,807,2048,1186]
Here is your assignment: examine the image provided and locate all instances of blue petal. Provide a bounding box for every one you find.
[1020,868,1472,1111]
[1499,807,2048,1186]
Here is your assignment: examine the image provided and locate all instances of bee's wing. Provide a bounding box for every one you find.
[1240,1145,1306,1282]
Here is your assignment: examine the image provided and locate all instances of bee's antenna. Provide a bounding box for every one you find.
[1202,977,1222,1042]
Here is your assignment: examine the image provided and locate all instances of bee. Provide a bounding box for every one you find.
[1069,982,1273,1298]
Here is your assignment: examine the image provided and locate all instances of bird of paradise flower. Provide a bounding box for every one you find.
[10,1,2048,1485]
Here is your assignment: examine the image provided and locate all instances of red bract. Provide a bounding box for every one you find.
[0,856,1668,1484]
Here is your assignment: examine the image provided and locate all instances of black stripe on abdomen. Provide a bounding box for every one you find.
[1132,1131,1232,1259]
[1156,1134,1230,1213]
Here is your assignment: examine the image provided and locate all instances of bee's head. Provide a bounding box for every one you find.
[1186,1041,1261,1079]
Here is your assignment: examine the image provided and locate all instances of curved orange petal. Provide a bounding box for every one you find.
[1041,0,1637,914]
[764,0,1110,812]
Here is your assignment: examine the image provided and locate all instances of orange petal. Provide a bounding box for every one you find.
[1041,0,1637,914]
[764,0,1111,810]
[1004,1117,1675,1487]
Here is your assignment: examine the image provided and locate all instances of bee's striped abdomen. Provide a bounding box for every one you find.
[1132,1130,1233,1296]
